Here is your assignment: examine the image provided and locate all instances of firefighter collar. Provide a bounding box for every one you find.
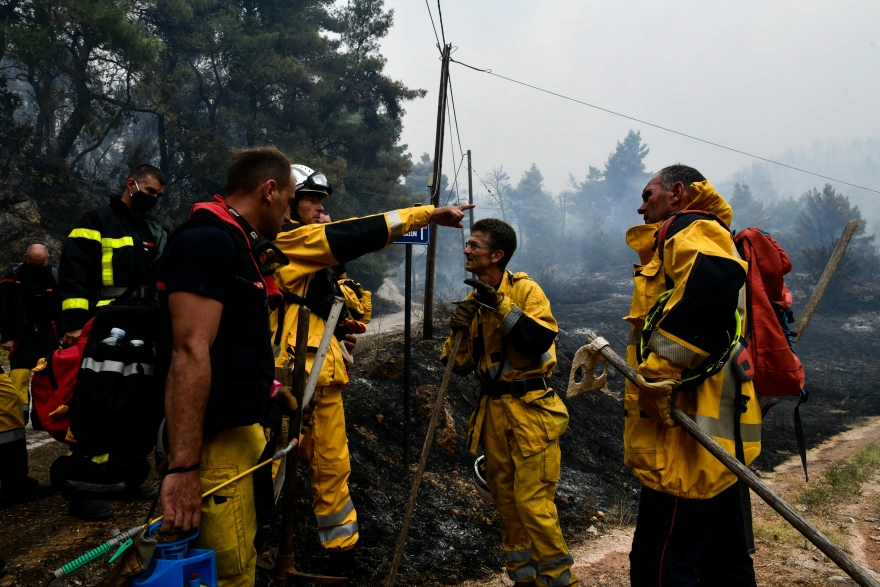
[226,205,290,276]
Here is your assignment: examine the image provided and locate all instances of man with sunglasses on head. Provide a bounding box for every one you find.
[157,147,299,587]
[51,164,169,521]
[442,218,577,587]
[270,164,473,579]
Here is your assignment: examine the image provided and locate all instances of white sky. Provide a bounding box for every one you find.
[379,0,880,195]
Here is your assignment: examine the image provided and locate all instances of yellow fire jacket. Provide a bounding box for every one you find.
[271,206,434,386]
[624,180,763,499]
[441,271,568,458]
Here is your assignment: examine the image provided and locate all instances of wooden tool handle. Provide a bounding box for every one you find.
[583,330,879,587]
[386,329,464,587]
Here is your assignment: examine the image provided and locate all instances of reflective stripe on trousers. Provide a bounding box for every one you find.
[299,385,359,551]
[504,551,574,585]
[0,428,25,444]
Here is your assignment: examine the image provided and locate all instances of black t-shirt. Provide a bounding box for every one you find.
[158,223,273,386]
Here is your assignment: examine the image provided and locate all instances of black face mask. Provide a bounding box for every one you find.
[23,264,50,277]
[130,181,159,215]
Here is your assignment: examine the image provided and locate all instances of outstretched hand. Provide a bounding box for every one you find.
[431,204,475,228]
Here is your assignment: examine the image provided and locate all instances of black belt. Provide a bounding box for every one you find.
[282,291,309,306]
[481,377,549,398]
[97,286,154,301]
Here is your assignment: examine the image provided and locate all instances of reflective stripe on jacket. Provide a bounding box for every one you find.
[271,206,435,386]
[58,196,167,332]
[441,271,568,458]
[623,180,762,499]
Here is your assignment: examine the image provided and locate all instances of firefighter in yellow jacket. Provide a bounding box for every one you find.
[270,164,472,577]
[441,218,577,587]
[625,165,762,586]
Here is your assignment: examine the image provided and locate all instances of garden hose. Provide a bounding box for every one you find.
[42,438,298,586]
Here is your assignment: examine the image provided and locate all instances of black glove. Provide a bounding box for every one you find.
[464,278,503,308]
[22,406,29,427]
[450,300,478,331]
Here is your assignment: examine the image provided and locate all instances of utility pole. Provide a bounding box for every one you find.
[467,150,475,230]
[422,43,452,340]
[467,150,475,279]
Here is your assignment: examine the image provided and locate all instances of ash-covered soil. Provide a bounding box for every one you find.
[263,296,638,586]
[4,291,880,587]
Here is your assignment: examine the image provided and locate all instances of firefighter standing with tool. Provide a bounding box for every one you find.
[270,164,471,578]
[441,218,577,587]
[51,164,168,521]
[0,244,57,506]
[158,147,299,587]
[625,165,761,585]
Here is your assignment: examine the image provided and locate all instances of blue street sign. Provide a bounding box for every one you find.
[393,226,430,245]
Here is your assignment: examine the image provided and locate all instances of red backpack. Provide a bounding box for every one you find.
[734,228,805,398]
[31,318,95,442]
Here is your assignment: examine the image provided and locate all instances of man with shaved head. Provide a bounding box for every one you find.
[0,243,59,506]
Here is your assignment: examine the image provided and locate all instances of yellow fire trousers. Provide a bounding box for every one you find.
[9,369,30,417]
[482,398,577,587]
[0,372,25,439]
[194,423,266,587]
[299,385,359,551]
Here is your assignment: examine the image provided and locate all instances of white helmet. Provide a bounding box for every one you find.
[291,164,332,199]
[473,455,494,504]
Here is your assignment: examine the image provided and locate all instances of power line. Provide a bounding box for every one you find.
[447,70,464,158]
[446,92,458,183]
[471,166,493,196]
[436,0,447,46]
[451,58,880,195]
[423,0,441,51]
[444,154,466,207]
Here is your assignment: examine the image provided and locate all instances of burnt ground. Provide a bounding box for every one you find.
[4,290,880,586]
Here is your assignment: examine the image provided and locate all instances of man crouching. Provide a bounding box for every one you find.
[441,218,577,587]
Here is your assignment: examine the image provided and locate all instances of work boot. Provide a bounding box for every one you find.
[68,499,113,521]
[327,548,356,579]
[129,484,159,500]
[106,483,159,501]
[0,476,56,506]
[0,556,6,578]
